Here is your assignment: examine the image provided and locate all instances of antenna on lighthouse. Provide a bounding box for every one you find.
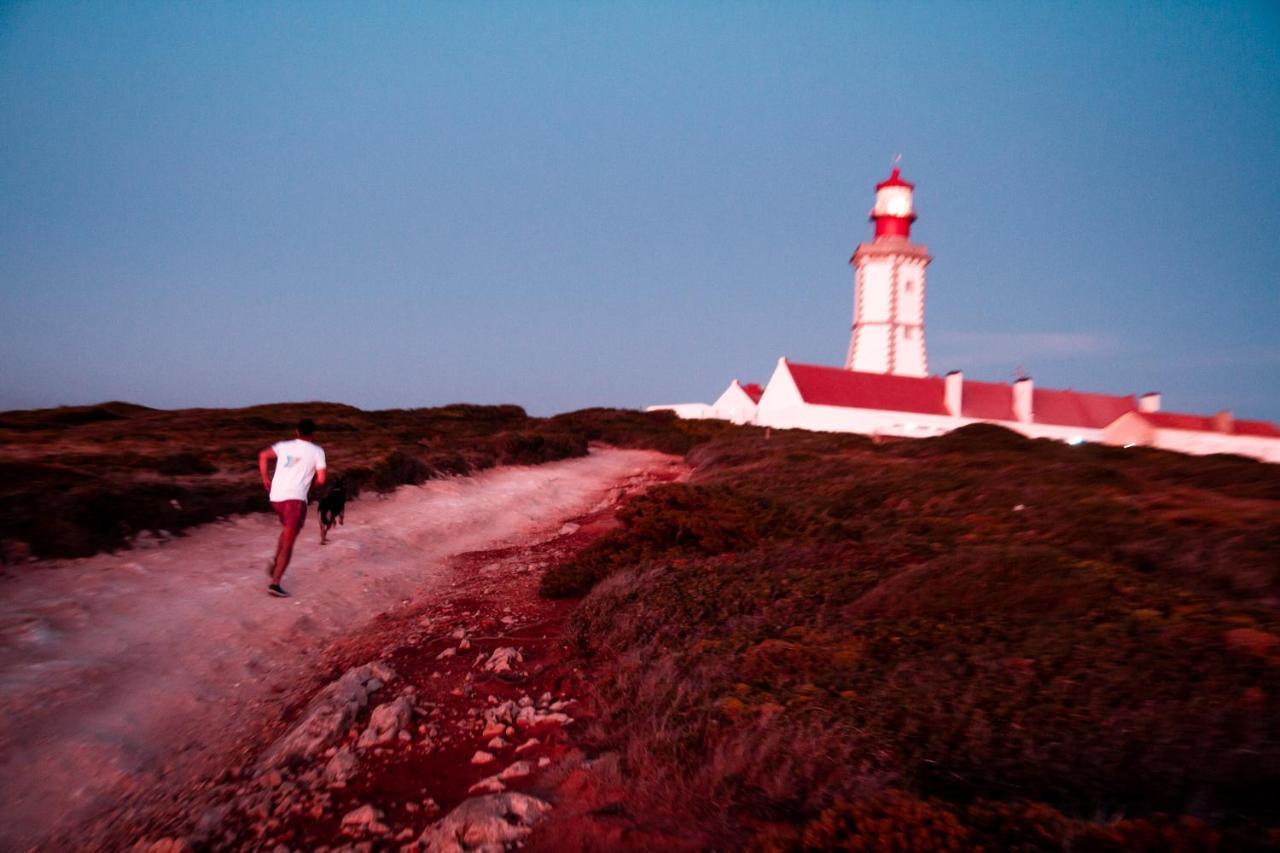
[892,152,902,170]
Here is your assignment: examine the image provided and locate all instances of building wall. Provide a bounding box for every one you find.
[757,401,956,437]
[686,363,1280,464]
[1150,430,1280,463]
[1103,415,1280,463]
[710,383,758,425]
[847,253,927,377]
[848,259,891,374]
[756,401,1107,443]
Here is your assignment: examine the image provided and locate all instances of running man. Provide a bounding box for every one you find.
[258,418,327,597]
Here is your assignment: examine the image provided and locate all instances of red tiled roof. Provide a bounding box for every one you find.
[1137,412,1280,438]
[776,361,1272,438]
[1033,387,1136,429]
[960,379,1015,421]
[740,383,764,404]
[1236,419,1280,438]
[1140,412,1217,432]
[786,361,947,415]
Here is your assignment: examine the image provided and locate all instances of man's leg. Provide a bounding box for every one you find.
[272,525,299,585]
[269,500,306,587]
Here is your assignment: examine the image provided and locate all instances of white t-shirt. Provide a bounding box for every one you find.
[269,439,327,502]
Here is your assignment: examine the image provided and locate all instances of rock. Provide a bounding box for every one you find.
[514,738,540,754]
[483,700,519,728]
[458,638,471,650]
[260,663,397,768]
[436,647,457,661]
[133,839,191,853]
[549,699,573,712]
[470,750,495,765]
[559,522,580,536]
[324,748,359,786]
[481,721,506,739]
[497,761,531,781]
[481,647,523,674]
[451,628,467,640]
[358,697,414,748]
[467,776,506,795]
[538,757,550,768]
[417,793,552,853]
[133,531,161,550]
[341,804,390,836]
[536,692,552,708]
[486,736,507,750]
[517,695,534,708]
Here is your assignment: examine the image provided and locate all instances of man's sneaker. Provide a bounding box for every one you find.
[268,584,289,598]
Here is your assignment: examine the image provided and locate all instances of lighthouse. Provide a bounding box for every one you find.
[844,165,932,377]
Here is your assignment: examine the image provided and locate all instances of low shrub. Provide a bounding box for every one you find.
[559,427,1280,847]
[151,452,219,476]
[0,401,711,559]
[495,430,589,466]
[542,484,799,597]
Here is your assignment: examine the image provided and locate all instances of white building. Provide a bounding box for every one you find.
[650,166,1280,464]
[1103,411,1280,462]
[649,379,762,425]
[845,167,930,377]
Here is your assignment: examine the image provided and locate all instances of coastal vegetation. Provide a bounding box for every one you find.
[4,400,1277,847]
[0,402,722,561]
[547,424,1280,849]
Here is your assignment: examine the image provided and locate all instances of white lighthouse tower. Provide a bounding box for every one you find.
[844,165,932,377]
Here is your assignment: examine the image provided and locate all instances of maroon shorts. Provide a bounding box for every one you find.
[272,499,307,532]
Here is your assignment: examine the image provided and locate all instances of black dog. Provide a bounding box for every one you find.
[317,477,346,544]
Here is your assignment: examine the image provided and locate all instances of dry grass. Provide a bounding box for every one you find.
[555,424,1280,848]
[0,402,730,561]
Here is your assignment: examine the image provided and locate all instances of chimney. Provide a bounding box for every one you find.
[944,371,963,417]
[1013,377,1034,424]
[1212,410,1234,434]
[1139,392,1161,413]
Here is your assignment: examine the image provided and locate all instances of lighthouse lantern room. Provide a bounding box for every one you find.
[845,165,932,377]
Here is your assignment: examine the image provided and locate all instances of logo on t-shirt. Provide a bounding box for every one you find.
[282,456,300,468]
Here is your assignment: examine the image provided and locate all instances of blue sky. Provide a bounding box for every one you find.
[2,2,1277,419]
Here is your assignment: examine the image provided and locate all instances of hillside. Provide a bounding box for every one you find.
[3,401,1278,849]
[0,401,723,562]
[541,424,1280,849]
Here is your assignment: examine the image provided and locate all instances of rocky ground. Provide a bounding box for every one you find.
[3,449,685,851]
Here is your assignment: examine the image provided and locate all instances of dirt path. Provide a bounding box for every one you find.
[0,448,680,852]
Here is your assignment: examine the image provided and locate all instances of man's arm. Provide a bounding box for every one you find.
[258,447,276,492]
[314,467,327,488]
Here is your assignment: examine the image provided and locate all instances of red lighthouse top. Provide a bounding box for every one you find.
[870,166,917,240]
